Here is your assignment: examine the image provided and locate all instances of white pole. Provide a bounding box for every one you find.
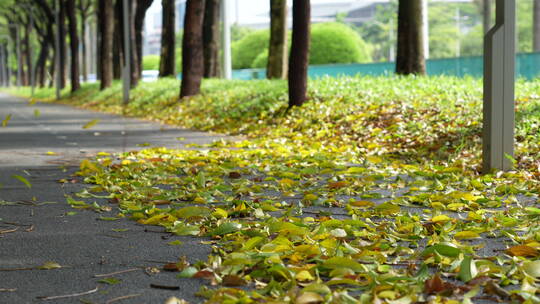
[222,0,232,79]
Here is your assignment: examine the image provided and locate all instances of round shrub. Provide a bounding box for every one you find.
[142,55,160,71]
[232,30,270,69]
[251,51,268,69]
[310,22,372,65]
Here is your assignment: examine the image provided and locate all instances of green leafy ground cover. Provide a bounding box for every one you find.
[7,76,540,303]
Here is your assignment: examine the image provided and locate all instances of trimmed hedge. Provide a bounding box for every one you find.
[232,30,270,69]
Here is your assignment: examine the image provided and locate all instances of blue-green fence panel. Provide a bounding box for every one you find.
[232,52,540,80]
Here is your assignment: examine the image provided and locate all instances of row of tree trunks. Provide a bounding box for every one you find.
[159,0,176,77]
[135,0,154,81]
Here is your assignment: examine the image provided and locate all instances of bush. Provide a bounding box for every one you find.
[232,30,270,69]
[310,22,372,65]
[142,55,160,71]
[251,51,268,69]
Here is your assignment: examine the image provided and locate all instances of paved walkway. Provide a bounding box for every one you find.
[0,94,225,303]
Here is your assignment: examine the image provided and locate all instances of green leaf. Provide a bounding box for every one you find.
[322,257,364,272]
[167,240,183,246]
[34,109,40,117]
[458,256,477,282]
[2,114,12,127]
[38,261,62,270]
[98,277,121,285]
[177,266,198,278]
[422,243,461,258]
[170,223,200,236]
[175,206,211,219]
[523,260,540,278]
[12,175,31,188]
[98,217,119,221]
[206,222,242,237]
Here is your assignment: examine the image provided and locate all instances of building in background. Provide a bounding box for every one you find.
[143,0,186,56]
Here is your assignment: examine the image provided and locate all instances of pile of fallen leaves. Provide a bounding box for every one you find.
[16,76,540,302]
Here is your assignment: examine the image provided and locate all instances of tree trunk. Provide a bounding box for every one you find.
[129,1,140,87]
[36,38,49,87]
[180,0,206,98]
[22,22,30,86]
[288,0,310,107]
[267,0,288,79]
[159,0,176,77]
[534,0,540,52]
[203,0,220,78]
[66,0,80,92]
[396,0,426,75]
[80,12,88,81]
[483,0,492,34]
[59,0,67,88]
[113,0,123,80]
[98,0,114,90]
[135,0,154,79]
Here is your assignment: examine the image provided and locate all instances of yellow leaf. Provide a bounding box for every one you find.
[34,109,40,117]
[295,270,315,282]
[212,208,228,219]
[366,155,382,164]
[2,114,12,127]
[431,215,452,223]
[279,178,296,187]
[45,151,57,156]
[82,119,100,129]
[39,261,62,270]
[349,200,375,208]
[454,231,481,240]
[296,292,323,304]
[12,175,31,189]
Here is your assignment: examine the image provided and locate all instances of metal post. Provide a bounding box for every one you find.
[483,0,516,172]
[55,0,61,99]
[222,0,232,79]
[122,0,131,104]
[15,25,21,87]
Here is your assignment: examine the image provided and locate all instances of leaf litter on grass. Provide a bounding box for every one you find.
[18,76,540,303]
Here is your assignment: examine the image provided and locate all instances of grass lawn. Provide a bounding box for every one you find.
[6,76,540,303]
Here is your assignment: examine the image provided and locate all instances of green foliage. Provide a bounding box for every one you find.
[310,22,372,65]
[142,55,160,71]
[231,24,256,43]
[232,30,270,69]
[251,50,268,69]
[176,48,182,73]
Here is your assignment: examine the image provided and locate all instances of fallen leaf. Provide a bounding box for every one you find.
[222,275,247,286]
[296,292,323,304]
[98,277,121,285]
[506,245,538,257]
[82,119,100,129]
[12,175,32,189]
[2,114,11,127]
[39,261,62,270]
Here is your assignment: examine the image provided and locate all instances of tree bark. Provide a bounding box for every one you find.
[113,0,123,80]
[129,1,139,87]
[22,22,30,86]
[80,11,87,81]
[98,0,114,89]
[534,0,540,51]
[483,0,492,34]
[59,0,67,88]
[66,0,80,92]
[267,0,287,79]
[180,0,206,98]
[288,0,310,107]
[159,0,176,77]
[396,0,426,75]
[134,0,154,79]
[203,0,220,78]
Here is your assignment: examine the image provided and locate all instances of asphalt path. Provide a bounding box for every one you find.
[0,93,226,303]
